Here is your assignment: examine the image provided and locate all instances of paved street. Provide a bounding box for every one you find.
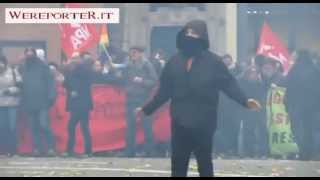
[0,156,320,177]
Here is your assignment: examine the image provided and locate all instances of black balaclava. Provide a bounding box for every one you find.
[178,34,206,58]
[176,20,210,59]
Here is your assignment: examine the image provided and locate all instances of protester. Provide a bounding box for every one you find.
[63,52,95,158]
[221,54,242,77]
[215,54,242,158]
[20,47,57,157]
[255,54,292,159]
[0,55,22,157]
[237,66,267,159]
[285,50,320,161]
[136,20,261,177]
[120,46,158,157]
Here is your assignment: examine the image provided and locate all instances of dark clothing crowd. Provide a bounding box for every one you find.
[215,50,320,162]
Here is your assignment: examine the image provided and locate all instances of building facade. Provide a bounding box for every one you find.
[0,3,319,65]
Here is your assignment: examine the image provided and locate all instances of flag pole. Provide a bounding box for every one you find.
[102,44,113,64]
[101,42,117,71]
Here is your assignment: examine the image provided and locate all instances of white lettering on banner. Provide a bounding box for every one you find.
[267,52,286,64]
[70,36,82,50]
[70,25,91,50]
[278,53,287,63]
[259,43,287,65]
[260,43,273,53]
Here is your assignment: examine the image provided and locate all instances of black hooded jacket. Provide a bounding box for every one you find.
[142,20,248,130]
[20,57,56,112]
[64,62,94,113]
[285,56,320,116]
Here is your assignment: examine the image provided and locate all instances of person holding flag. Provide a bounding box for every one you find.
[120,46,158,158]
[98,24,127,75]
[255,22,299,160]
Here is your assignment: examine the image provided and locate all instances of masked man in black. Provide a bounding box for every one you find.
[136,20,261,177]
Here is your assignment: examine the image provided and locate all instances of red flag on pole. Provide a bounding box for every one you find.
[256,22,292,75]
[59,3,99,59]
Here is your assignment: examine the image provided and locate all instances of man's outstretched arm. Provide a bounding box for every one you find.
[139,60,173,117]
[217,61,261,110]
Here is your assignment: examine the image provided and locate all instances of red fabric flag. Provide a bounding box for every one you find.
[59,3,99,59]
[256,22,292,75]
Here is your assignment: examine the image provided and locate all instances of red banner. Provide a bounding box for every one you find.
[256,22,292,75]
[13,84,170,154]
[59,3,99,59]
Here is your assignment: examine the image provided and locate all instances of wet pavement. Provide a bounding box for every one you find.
[0,156,320,177]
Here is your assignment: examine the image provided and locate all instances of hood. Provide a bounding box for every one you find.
[176,20,210,50]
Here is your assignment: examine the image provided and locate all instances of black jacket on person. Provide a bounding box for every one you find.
[142,20,248,130]
[20,57,56,112]
[64,62,94,113]
[285,59,320,117]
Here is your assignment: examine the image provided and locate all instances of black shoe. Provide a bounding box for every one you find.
[7,153,19,158]
[286,154,298,160]
[61,152,75,158]
[127,152,136,158]
[120,152,136,158]
[32,149,41,157]
[47,149,57,157]
[144,151,156,158]
[6,153,13,157]
[79,153,93,158]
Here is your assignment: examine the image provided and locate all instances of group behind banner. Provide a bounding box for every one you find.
[12,84,171,154]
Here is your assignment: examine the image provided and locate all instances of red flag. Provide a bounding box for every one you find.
[59,3,99,59]
[256,22,292,75]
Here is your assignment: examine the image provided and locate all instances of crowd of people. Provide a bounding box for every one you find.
[215,50,320,161]
[0,45,169,158]
[0,32,319,163]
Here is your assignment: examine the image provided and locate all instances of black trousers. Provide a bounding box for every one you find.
[290,111,319,160]
[242,115,269,158]
[125,101,154,157]
[67,110,92,154]
[214,116,240,156]
[27,109,55,153]
[171,120,214,177]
